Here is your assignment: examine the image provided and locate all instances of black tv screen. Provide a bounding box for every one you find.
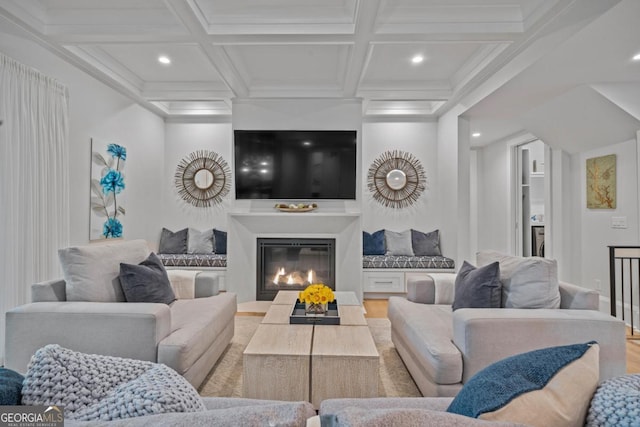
[234,130,357,200]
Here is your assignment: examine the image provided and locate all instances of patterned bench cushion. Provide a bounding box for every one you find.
[158,253,227,268]
[363,255,455,269]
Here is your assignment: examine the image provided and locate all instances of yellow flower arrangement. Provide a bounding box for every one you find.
[299,284,335,306]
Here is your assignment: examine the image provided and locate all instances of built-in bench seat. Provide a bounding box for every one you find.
[157,227,228,289]
[363,255,455,270]
[158,253,227,268]
[362,229,455,298]
[362,255,455,298]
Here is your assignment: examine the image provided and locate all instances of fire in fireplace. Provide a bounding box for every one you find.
[257,238,335,301]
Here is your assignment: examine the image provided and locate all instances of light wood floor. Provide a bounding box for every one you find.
[363,299,640,374]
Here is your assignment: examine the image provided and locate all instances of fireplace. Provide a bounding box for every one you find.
[256,238,336,301]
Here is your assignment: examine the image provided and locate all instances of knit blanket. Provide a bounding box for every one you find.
[21,345,205,421]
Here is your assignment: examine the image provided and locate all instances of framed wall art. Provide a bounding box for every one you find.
[586,154,616,209]
[89,139,127,240]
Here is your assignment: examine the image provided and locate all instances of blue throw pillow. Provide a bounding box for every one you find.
[363,230,385,255]
[213,229,227,254]
[447,341,600,426]
[0,367,24,405]
[452,261,501,311]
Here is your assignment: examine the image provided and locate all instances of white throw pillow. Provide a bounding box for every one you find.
[59,239,150,302]
[476,250,560,309]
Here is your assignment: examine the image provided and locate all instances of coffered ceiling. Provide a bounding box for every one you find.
[0,0,580,118]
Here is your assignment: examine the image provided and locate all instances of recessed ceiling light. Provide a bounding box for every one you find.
[411,55,424,64]
[632,53,640,61]
[472,132,481,138]
[158,55,171,65]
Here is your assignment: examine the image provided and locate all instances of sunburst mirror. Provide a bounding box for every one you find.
[367,150,427,209]
[175,150,231,207]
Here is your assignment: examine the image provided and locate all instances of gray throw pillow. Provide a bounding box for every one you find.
[187,228,214,254]
[59,239,150,302]
[159,227,188,254]
[452,261,501,311]
[119,252,176,305]
[476,250,561,309]
[411,229,442,256]
[385,230,414,256]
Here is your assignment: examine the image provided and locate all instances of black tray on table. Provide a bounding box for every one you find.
[289,299,340,325]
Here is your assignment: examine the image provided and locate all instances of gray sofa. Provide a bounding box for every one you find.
[388,251,627,397]
[317,398,527,426]
[64,398,316,427]
[4,239,236,388]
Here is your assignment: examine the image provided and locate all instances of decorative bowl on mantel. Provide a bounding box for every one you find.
[275,203,317,212]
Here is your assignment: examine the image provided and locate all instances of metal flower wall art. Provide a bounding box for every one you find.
[367,150,427,209]
[175,150,231,208]
[90,139,126,239]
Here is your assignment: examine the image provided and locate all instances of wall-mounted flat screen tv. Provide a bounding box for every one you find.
[234,130,357,200]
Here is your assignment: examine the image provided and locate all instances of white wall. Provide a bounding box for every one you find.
[475,140,512,254]
[361,120,440,234]
[160,121,233,246]
[437,107,463,263]
[575,138,640,296]
[0,30,165,246]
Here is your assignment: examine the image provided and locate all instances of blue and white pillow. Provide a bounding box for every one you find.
[586,374,640,427]
[447,341,600,427]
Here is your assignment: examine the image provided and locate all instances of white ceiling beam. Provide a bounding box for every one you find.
[450,43,510,91]
[64,45,144,94]
[0,9,171,118]
[164,0,249,98]
[49,34,195,44]
[376,22,523,35]
[49,32,520,45]
[358,88,452,100]
[342,0,381,97]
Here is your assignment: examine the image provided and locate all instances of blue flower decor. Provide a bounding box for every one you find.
[90,142,127,239]
[100,169,125,194]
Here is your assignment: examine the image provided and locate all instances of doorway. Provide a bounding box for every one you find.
[515,140,548,257]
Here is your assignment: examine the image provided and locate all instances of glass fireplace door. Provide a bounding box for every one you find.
[257,238,335,301]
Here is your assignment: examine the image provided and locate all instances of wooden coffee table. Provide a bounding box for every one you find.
[242,291,379,407]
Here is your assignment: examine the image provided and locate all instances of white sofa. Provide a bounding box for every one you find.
[388,251,627,397]
[4,239,237,388]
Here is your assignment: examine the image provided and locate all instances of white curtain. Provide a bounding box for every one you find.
[0,53,70,364]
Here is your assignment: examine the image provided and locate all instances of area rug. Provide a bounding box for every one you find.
[198,316,421,398]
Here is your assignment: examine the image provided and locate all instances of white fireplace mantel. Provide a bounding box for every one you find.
[227,210,362,303]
